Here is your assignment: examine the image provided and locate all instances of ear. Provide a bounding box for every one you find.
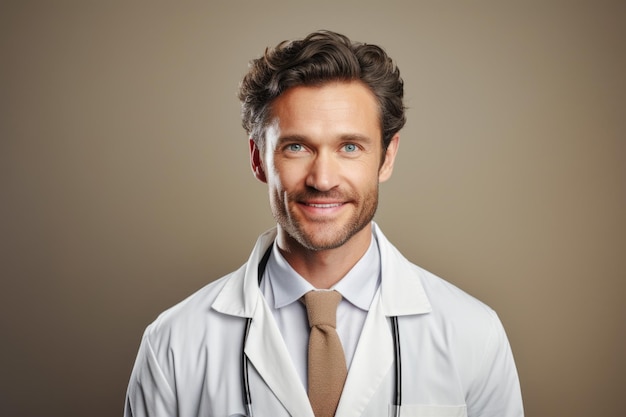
[379,134,400,183]
[249,139,267,183]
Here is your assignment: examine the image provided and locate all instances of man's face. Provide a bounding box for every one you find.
[251,81,399,252]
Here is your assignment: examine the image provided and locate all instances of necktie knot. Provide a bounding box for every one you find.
[303,290,341,328]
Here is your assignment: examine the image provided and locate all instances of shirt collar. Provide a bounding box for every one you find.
[266,234,381,311]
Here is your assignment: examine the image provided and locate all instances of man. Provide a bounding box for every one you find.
[124,30,524,417]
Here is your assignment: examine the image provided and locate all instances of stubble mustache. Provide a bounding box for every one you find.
[290,188,355,204]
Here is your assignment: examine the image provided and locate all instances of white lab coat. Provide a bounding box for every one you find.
[125,224,524,417]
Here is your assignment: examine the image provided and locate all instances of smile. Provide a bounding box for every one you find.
[305,203,343,208]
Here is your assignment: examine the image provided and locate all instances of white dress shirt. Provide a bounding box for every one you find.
[259,234,381,390]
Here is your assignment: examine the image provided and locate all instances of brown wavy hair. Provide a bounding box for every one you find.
[238,30,406,153]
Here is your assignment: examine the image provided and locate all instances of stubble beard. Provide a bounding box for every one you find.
[271,186,379,252]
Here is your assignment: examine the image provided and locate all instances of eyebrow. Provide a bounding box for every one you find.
[277,133,375,145]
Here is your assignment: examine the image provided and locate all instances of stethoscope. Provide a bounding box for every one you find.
[240,246,403,417]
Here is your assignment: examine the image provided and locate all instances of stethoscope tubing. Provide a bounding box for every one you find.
[390,315,402,416]
[242,317,254,417]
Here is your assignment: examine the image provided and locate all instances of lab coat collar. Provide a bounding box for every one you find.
[211,227,276,317]
[373,222,432,316]
[212,222,432,318]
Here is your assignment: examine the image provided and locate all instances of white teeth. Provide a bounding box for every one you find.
[308,203,341,208]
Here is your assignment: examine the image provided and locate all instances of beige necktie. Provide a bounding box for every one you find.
[303,290,347,417]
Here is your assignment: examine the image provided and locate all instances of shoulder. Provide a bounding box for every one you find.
[417,265,498,324]
[375,224,499,329]
[405,262,511,364]
[374,223,498,324]
[397,263,514,381]
[127,265,251,403]
[142,264,246,350]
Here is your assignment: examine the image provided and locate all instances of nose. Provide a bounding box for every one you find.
[305,152,340,192]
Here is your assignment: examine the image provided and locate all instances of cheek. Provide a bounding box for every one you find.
[271,160,305,189]
[349,161,380,186]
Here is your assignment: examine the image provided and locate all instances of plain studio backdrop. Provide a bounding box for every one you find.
[1,1,624,416]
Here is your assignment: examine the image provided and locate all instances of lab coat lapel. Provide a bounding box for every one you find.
[213,227,313,416]
[335,224,433,416]
[245,295,314,417]
[335,289,393,417]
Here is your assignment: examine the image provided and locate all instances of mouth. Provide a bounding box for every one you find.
[297,200,347,217]
[304,202,344,208]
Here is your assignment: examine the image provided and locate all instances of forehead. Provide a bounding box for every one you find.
[269,81,381,138]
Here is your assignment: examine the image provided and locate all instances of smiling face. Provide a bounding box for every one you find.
[250,81,399,253]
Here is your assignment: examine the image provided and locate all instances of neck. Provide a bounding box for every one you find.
[276,224,373,289]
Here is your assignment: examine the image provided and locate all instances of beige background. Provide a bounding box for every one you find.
[1,1,624,416]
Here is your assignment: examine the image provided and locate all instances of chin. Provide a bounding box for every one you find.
[292,221,369,252]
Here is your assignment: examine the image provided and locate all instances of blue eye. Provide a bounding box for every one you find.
[343,143,358,152]
[287,144,303,152]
